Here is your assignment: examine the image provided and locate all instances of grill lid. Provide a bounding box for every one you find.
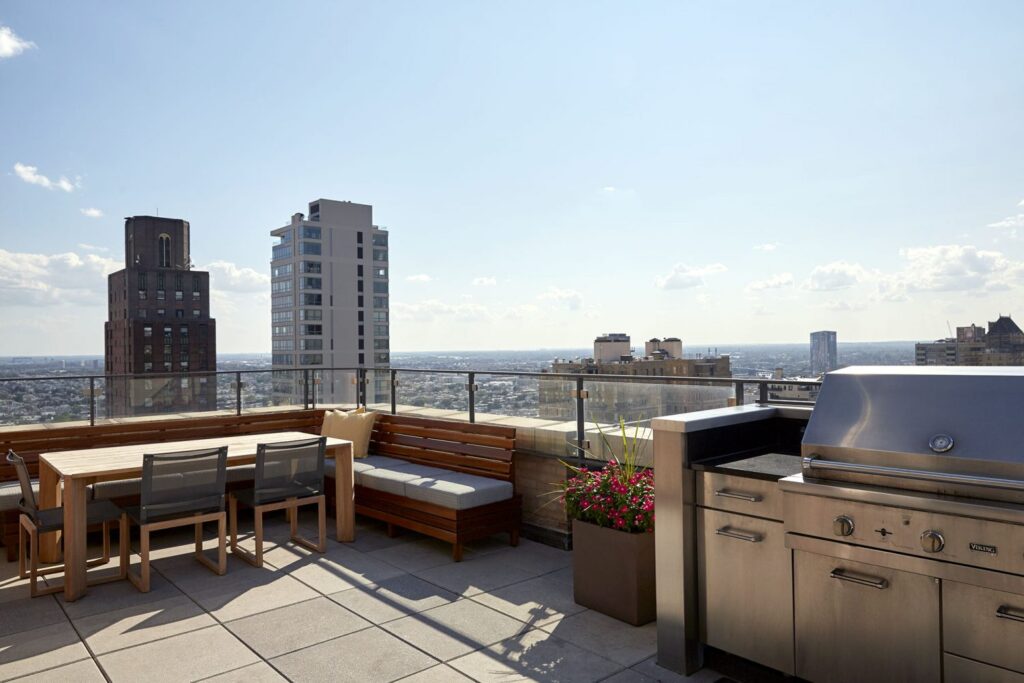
[802,366,1024,500]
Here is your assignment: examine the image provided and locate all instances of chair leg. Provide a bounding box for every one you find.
[102,520,111,563]
[195,520,203,556]
[140,526,151,592]
[452,542,463,563]
[216,513,227,575]
[317,495,326,553]
[229,494,238,552]
[510,528,520,547]
[254,507,264,568]
[28,523,39,597]
[118,514,129,580]
[17,516,28,580]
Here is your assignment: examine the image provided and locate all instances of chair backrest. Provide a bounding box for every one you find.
[140,446,228,523]
[254,436,326,504]
[5,450,37,517]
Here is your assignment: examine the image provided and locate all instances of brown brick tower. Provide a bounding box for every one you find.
[104,216,217,417]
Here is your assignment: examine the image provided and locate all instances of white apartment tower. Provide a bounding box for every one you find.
[271,199,389,405]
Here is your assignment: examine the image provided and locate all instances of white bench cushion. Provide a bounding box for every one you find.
[358,463,450,496]
[403,472,514,511]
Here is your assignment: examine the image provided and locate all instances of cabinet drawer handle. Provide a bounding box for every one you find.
[714,489,762,503]
[715,526,763,543]
[996,606,1024,623]
[830,568,888,589]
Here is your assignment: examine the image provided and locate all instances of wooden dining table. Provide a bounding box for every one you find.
[37,431,354,601]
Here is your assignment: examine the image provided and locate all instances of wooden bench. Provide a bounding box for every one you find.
[342,414,521,561]
[1,410,326,561]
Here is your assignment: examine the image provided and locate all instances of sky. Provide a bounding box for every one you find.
[1,2,1023,354]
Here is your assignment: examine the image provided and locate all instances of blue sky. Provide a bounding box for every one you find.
[1,2,1023,354]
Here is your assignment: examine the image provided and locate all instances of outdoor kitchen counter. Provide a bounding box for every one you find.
[692,452,803,482]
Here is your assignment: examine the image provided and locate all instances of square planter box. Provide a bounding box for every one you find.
[572,518,656,626]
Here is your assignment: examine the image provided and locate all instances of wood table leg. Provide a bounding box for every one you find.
[62,477,89,601]
[38,458,61,563]
[333,443,354,542]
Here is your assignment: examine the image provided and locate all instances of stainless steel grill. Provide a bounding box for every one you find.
[781,366,1024,683]
[801,366,1024,503]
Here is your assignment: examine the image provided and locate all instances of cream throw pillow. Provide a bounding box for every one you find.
[321,409,377,458]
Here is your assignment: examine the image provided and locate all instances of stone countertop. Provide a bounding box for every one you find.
[692,452,804,481]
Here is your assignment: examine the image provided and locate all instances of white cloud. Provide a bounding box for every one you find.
[655,263,727,290]
[406,274,433,283]
[754,243,780,252]
[77,243,109,252]
[1019,199,1024,207]
[0,248,120,306]
[392,299,491,323]
[876,244,1024,301]
[805,261,869,291]
[746,272,794,292]
[988,214,1024,237]
[80,207,104,218]
[13,163,77,192]
[202,260,270,292]
[537,286,584,310]
[472,276,496,287]
[0,25,35,59]
[602,186,617,193]
[823,299,867,312]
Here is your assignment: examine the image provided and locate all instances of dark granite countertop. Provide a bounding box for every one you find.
[692,452,803,481]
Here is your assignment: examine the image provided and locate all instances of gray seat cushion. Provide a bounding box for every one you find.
[1,479,38,511]
[326,454,408,479]
[358,463,450,496]
[403,472,514,511]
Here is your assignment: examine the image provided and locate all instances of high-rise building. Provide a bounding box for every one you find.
[915,315,1024,366]
[105,216,217,416]
[809,330,838,375]
[270,199,389,406]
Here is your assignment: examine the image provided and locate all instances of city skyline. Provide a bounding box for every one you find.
[2,3,1024,354]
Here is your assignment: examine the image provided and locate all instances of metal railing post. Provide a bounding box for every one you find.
[468,372,476,423]
[89,377,96,426]
[575,376,586,465]
[303,369,311,409]
[734,380,745,406]
[358,368,367,407]
[390,369,398,414]
[235,371,242,416]
[758,381,769,404]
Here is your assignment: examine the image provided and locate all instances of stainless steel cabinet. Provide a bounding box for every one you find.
[698,508,794,674]
[793,550,940,683]
[944,581,1024,675]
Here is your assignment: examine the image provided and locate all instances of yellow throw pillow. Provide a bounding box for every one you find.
[321,409,377,458]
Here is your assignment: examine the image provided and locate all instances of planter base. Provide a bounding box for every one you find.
[572,519,656,626]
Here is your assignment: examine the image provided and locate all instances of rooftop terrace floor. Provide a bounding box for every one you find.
[1,514,719,682]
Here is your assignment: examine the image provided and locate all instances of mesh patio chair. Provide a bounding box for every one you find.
[6,449,129,598]
[125,446,228,592]
[229,436,327,567]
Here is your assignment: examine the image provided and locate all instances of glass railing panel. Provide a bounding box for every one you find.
[582,378,735,466]
[394,371,468,418]
[102,372,222,419]
[314,369,359,411]
[0,376,94,426]
[365,368,392,413]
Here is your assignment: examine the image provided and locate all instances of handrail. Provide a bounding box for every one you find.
[803,455,1024,493]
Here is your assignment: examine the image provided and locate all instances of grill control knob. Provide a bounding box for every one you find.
[920,530,945,553]
[832,515,855,537]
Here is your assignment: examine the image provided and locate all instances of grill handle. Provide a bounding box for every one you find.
[996,606,1024,624]
[714,489,762,503]
[715,527,763,543]
[830,568,888,589]
[804,455,1024,493]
